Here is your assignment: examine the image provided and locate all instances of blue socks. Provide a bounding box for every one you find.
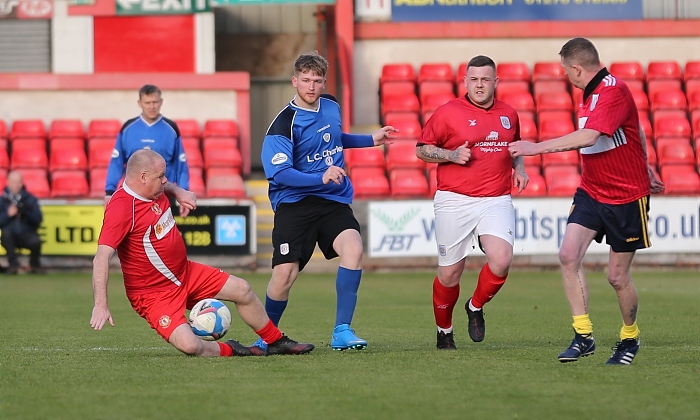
[265,295,288,326]
[335,267,362,326]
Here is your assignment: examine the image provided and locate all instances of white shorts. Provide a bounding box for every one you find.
[434,190,515,266]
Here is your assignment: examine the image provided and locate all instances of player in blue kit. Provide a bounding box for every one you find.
[105,84,189,212]
[257,51,396,351]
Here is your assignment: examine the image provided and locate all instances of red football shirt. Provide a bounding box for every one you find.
[577,70,650,204]
[419,96,520,197]
[98,183,188,296]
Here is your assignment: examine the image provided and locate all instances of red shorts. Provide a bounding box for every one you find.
[127,260,229,341]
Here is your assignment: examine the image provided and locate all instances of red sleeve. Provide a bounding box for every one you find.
[98,196,133,249]
[419,107,449,147]
[582,87,628,137]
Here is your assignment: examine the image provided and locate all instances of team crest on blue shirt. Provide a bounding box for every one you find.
[151,203,162,215]
[323,133,331,143]
[500,116,511,129]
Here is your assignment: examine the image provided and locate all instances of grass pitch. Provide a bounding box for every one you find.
[0,269,698,419]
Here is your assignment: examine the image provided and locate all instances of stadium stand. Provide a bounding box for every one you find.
[10,120,46,140]
[51,169,90,198]
[202,119,239,139]
[49,139,89,171]
[345,147,386,171]
[16,168,50,198]
[49,119,85,140]
[188,167,206,197]
[182,137,204,169]
[173,119,201,138]
[205,167,245,198]
[386,141,426,171]
[202,137,242,172]
[380,63,416,84]
[11,138,48,169]
[351,166,390,199]
[389,168,429,198]
[88,138,114,169]
[513,171,547,197]
[88,167,107,198]
[609,61,645,91]
[87,119,121,139]
[661,164,700,194]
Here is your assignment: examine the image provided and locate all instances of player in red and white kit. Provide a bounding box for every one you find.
[416,55,529,350]
[510,38,664,365]
[90,149,314,357]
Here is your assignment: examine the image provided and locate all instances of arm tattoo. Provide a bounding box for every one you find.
[544,146,580,153]
[512,156,526,176]
[419,145,452,162]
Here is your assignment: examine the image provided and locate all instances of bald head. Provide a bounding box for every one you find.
[125,149,168,199]
[6,170,24,195]
[126,149,165,178]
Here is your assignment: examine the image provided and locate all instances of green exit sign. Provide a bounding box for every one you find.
[116,0,210,15]
[212,0,334,4]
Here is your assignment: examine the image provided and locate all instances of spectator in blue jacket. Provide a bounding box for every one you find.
[0,171,43,274]
[105,85,190,212]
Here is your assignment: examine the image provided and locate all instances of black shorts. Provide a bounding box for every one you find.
[271,196,361,271]
[568,188,651,253]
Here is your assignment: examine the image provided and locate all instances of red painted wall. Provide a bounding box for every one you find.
[94,16,195,72]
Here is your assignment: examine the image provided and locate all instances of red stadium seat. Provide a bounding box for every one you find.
[538,114,574,141]
[533,80,569,99]
[384,114,422,140]
[684,61,700,82]
[11,138,48,169]
[652,109,688,126]
[497,62,530,82]
[0,120,7,139]
[174,119,201,139]
[455,63,467,83]
[647,61,682,82]
[49,139,88,171]
[500,91,535,116]
[647,79,683,100]
[16,168,50,198]
[419,81,455,104]
[571,88,583,108]
[88,138,115,169]
[87,119,121,139]
[89,167,107,198]
[688,91,700,112]
[543,165,580,197]
[389,168,429,198]
[536,91,573,113]
[381,81,416,98]
[0,169,7,191]
[351,167,390,199]
[421,110,436,125]
[645,139,657,167]
[203,119,239,139]
[345,147,386,170]
[380,63,416,84]
[541,149,579,168]
[202,137,242,170]
[188,167,206,197]
[512,171,546,197]
[609,61,645,90]
[11,120,46,140]
[421,92,455,113]
[532,62,567,81]
[182,137,203,169]
[686,79,700,99]
[381,93,420,115]
[650,90,688,113]
[496,80,530,98]
[519,117,538,141]
[418,63,454,83]
[660,164,700,195]
[656,138,694,167]
[693,113,700,137]
[205,167,246,198]
[630,89,649,112]
[49,119,84,140]
[0,144,8,168]
[457,82,467,98]
[523,149,542,169]
[386,142,426,171]
[51,170,89,198]
[654,117,692,140]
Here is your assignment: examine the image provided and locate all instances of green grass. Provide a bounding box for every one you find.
[1,270,698,419]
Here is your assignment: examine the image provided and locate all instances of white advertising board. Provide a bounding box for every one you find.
[368,197,700,257]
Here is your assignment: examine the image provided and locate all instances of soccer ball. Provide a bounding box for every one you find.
[189,298,232,341]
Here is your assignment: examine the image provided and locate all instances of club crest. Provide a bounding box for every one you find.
[500,116,511,129]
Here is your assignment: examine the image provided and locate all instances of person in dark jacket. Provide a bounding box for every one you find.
[0,171,43,274]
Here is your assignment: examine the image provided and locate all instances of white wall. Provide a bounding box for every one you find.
[51,0,94,74]
[0,90,237,126]
[354,37,700,126]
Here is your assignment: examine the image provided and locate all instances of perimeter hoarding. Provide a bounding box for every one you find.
[368,197,700,257]
[391,0,643,22]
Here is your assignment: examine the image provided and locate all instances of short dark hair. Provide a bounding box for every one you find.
[559,37,600,70]
[467,55,496,71]
[294,51,328,78]
[139,84,161,99]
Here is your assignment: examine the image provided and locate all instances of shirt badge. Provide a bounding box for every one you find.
[500,116,511,129]
[158,315,171,328]
[151,203,162,215]
[323,133,331,143]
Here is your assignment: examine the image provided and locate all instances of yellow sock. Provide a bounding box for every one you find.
[620,322,640,340]
[572,314,593,336]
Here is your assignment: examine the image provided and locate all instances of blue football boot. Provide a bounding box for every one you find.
[331,324,367,351]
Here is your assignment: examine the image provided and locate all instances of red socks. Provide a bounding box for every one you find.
[254,319,283,344]
[432,276,460,329]
[218,342,233,357]
[471,264,507,309]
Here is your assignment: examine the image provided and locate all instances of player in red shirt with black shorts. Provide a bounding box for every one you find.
[90,149,314,357]
[417,55,529,350]
[510,38,664,365]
